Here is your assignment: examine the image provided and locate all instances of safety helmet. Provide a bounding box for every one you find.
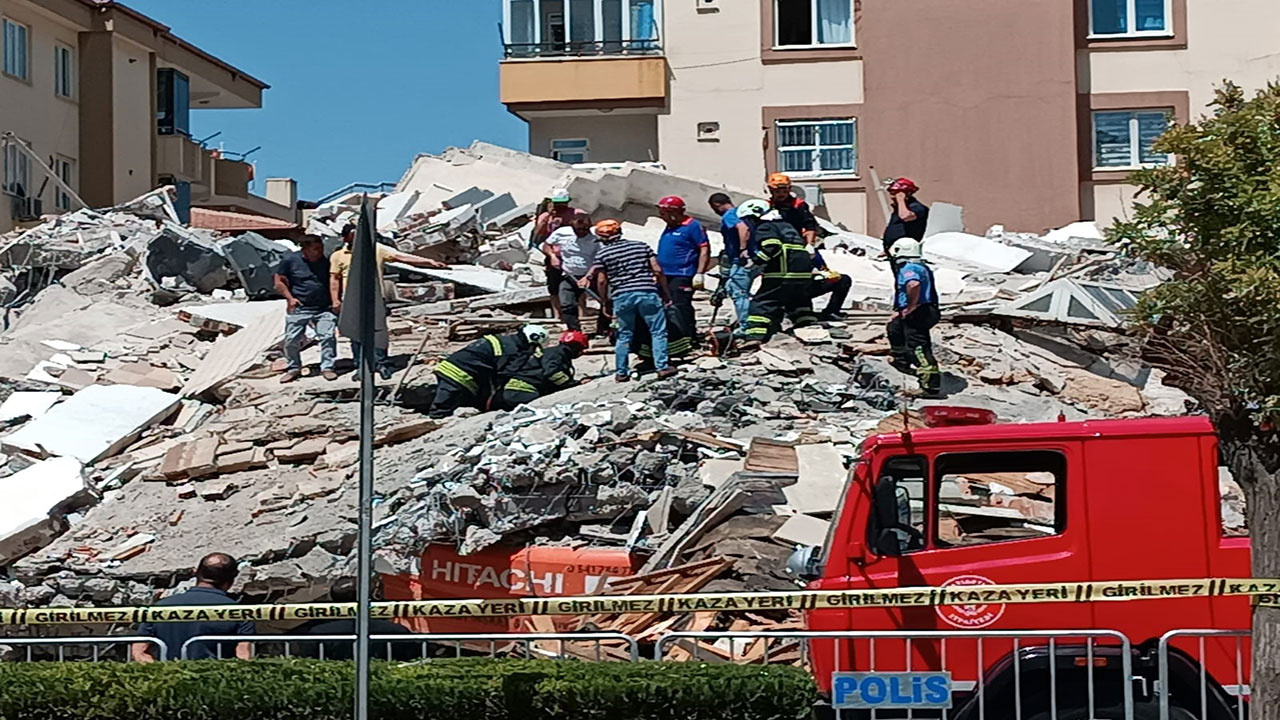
[657,196,686,211]
[522,324,550,346]
[736,199,772,219]
[594,219,623,239]
[550,188,571,203]
[889,238,924,260]
[888,178,919,195]
[767,173,792,189]
[559,330,589,353]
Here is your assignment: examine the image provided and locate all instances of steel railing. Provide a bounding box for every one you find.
[180,632,639,662]
[1157,629,1251,720]
[0,636,168,662]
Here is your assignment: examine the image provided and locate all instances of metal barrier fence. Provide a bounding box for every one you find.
[1158,629,1251,720]
[656,629,1135,720]
[179,632,639,662]
[0,636,168,662]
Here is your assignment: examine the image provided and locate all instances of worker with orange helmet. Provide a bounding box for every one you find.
[767,173,819,247]
[882,177,929,268]
[493,330,590,410]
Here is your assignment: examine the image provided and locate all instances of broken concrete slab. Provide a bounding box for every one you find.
[783,443,847,515]
[102,363,181,391]
[2,385,180,464]
[182,310,284,398]
[159,437,221,481]
[698,459,745,490]
[0,457,88,565]
[771,513,831,547]
[384,262,513,294]
[924,232,1034,274]
[0,392,62,424]
[179,300,286,332]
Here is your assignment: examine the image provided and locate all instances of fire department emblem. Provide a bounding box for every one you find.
[936,575,1006,629]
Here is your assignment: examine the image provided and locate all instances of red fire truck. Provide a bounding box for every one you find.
[793,412,1251,719]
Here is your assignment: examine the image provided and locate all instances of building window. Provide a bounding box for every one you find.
[1093,110,1172,168]
[775,0,853,48]
[1090,0,1170,36]
[551,138,590,164]
[157,68,191,136]
[53,156,74,210]
[776,119,857,177]
[3,19,29,80]
[54,43,74,99]
[3,141,31,197]
[504,0,661,57]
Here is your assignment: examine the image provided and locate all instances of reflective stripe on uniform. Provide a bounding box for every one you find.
[504,378,539,394]
[548,371,571,386]
[485,335,503,356]
[434,360,478,394]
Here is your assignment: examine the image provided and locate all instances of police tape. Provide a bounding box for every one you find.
[4,578,1279,625]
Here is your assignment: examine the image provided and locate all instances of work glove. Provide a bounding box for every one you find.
[692,273,706,291]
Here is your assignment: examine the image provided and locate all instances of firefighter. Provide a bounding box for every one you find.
[886,239,942,398]
[882,177,929,274]
[738,199,817,343]
[809,245,853,321]
[429,324,549,418]
[767,173,819,246]
[493,330,589,410]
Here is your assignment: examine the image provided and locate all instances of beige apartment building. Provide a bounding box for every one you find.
[499,0,1280,235]
[0,0,293,233]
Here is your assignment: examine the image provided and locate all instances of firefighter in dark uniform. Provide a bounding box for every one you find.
[493,330,589,410]
[429,324,549,418]
[738,200,817,343]
[887,239,942,397]
[767,173,819,247]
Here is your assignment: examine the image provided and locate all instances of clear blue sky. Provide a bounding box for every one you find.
[126,0,528,202]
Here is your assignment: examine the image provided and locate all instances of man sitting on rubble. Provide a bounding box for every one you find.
[275,235,338,383]
[429,324,549,418]
[132,553,254,662]
[493,330,589,410]
[737,200,817,344]
[579,220,677,382]
[887,239,942,398]
[541,214,599,333]
[532,188,585,321]
[330,223,446,380]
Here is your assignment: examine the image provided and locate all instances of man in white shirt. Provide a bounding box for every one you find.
[541,214,600,332]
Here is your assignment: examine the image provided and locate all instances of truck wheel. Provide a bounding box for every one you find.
[1028,703,1196,720]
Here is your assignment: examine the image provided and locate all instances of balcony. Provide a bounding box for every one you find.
[500,55,668,113]
[155,133,210,185]
[502,0,662,59]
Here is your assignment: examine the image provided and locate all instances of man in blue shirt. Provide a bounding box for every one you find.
[656,196,710,345]
[708,193,758,329]
[887,238,942,397]
[132,553,255,661]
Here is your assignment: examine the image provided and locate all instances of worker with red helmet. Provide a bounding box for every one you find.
[767,173,819,247]
[656,195,709,346]
[493,330,590,410]
[882,177,929,268]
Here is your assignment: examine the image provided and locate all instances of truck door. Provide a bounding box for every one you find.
[848,446,1090,678]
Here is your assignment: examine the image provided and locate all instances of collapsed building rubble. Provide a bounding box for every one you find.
[0,141,1231,661]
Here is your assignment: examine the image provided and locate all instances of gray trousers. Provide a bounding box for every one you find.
[284,307,337,372]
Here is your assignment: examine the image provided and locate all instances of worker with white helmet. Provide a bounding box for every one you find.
[887,239,942,397]
[708,194,763,328]
[737,199,818,343]
[429,323,550,418]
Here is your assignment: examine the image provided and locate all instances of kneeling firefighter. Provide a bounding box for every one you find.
[738,200,817,343]
[493,330,590,410]
[429,324,549,418]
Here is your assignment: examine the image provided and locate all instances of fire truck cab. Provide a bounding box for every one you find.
[796,413,1251,719]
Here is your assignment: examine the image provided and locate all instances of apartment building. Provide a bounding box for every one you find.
[498,0,1280,235]
[0,0,292,233]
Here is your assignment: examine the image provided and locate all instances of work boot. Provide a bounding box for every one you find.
[656,367,679,379]
[615,373,632,383]
[378,366,395,381]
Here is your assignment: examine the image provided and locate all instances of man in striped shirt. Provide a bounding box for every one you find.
[580,220,678,382]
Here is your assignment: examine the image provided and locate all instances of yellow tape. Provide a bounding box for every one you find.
[3,578,1279,626]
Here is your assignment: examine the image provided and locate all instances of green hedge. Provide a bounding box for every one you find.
[0,658,817,720]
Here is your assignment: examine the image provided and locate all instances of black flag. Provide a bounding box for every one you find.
[338,197,388,352]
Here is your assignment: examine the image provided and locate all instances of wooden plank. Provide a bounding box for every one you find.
[744,437,799,473]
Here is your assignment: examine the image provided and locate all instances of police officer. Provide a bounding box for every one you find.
[493,330,589,410]
[429,324,549,418]
[887,239,942,397]
[738,200,817,343]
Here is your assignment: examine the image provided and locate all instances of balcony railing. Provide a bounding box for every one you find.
[503,37,662,59]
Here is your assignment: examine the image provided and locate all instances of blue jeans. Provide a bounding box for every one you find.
[724,263,760,329]
[284,307,337,372]
[351,341,388,370]
[613,290,668,376]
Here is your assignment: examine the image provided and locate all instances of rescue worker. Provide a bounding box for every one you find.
[709,192,758,328]
[532,188,586,320]
[767,173,819,246]
[882,178,929,273]
[887,239,942,398]
[655,195,710,346]
[739,200,817,343]
[493,330,588,410]
[429,324,549,418]
[809,245,853,321]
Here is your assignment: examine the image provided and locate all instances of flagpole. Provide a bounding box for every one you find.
[354,196,376,720]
